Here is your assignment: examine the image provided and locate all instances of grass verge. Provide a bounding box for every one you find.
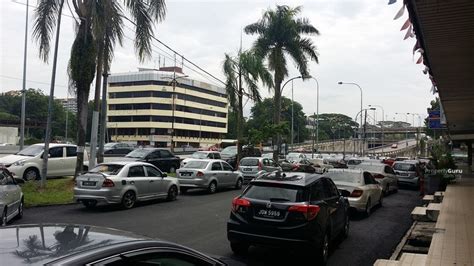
[22,177,75,207]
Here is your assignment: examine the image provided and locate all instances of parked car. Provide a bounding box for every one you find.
[325,168,383,216]
[238,157,281,183]
[0,143,88,181]
[0,224,233,265]
[181,151,221,167]
[122,148,180,173]
[227,171,350,264]
[103,142,135,155]
[74,162,179,209]
[348,162,398,195]
[177,159,243,194]
[0,167,24,226]
[393,160,423,188]
[391,143,398,149]
[286,152,307,163]
[220,146,262,168]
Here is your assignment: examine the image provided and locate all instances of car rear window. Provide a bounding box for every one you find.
[357,164,383,173]
[90,164,124,175]
[394,163,416,171]
[183,161,209,169]
[240,158,259,166]
[243,183,305,202]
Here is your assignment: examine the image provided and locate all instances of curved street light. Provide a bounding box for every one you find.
[369,104,385,153]
[339,82,364,155]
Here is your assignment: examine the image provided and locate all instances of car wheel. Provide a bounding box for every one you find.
[379,194,383,207]
[230,242,249,255]
[167,185,178,201]
[316,232,330,265]
[384,184,390,195]
[342,214,349,239]
[1,208,7,227]
[17,199,24,219]
[23,168,39,181]
[365,198,372,217]
[82,200,97,209]
[234,178,243,189]
[121,191,136,209]
[169,166,176,173]
[208,181,217,194]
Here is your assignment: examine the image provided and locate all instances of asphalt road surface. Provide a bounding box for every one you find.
[15,187,421,266]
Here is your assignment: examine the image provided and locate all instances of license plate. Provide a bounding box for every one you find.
[180,172,192,176]
[256,209,282,219]
[244,168,253,171]
[82,181,97,186]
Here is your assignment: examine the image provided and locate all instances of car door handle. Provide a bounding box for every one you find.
[149,180,154,183]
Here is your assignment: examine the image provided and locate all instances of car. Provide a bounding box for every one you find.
[181,151,221,167]
[0,167,24,226]
[238,157,282,183]
[220,146,262,168]
[0,224,236,265]
[393,160,423,188]
[325,168,383,216]
[0,143,88,181]
[121,148,180,173]
[285,152,307,163]
[103,142,135,155]
[227,171,350,264]
[74,162,179,209]
[348,162,398,195]
[391,143,398,149]
[176,159,243,194]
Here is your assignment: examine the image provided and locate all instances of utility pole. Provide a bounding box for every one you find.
[97,71,109,163]
[20,0,29,151]
[291,80,294,151]
[312,112,315,158]
[363,109,367,157]
[41,0,64,187]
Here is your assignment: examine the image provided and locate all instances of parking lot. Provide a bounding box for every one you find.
[16,186,421,265]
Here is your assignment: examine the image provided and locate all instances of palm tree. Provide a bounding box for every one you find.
[223,50,273,163]
[33,0,166,177]
[245,5,319,160]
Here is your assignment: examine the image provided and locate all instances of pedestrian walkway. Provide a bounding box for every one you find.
[425,174,474,266]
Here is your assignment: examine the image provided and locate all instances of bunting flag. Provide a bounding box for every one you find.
[388,0,397,4]
[413,40,420,53]
[423,66,429,74]
[393,4,405,20]
[416,54,423,64]
[403,24,412,40]
[400,18,411,31]
[431,84,438,94]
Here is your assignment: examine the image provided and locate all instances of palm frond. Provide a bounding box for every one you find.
[147,0,167,22]
[295,18,320,35]
[284,39,309,78]
[123,0,154,61]
[32,0,62,62]
[298,37,319,64]
[223,54,238,109]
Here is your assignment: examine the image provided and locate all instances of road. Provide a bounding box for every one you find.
[369,139,417,154]
[15,187,421,266]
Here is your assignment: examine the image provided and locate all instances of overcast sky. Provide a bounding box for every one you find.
[1,0,434,126]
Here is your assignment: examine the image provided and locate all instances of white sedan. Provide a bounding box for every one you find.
[325,168,383,216]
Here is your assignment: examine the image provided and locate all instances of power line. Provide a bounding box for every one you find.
[0,74,68,88]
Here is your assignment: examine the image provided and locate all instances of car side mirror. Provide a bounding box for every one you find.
[162,173,167,178]
[14,178,25,185]
[340,190,351,197]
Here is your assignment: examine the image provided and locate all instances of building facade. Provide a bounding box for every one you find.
[58,97,78,113]
[107,67,228,148]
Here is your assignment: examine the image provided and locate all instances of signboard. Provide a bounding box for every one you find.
[428,110,446,129]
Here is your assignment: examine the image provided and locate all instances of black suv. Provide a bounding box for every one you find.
[227,171,350,264]
[124,148,181,173]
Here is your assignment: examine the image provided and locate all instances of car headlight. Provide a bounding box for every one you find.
[13,160,26,166]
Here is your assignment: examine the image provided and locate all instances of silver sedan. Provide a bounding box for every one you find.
[177,159,243,194]
[74,162,180,209]
[1,168,24,226]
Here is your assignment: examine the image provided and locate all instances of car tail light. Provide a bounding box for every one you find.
[102,178,115,187]
[288,204,320,221]
[349,189,363,197]
[374,174,384,179]
[196,171,204,177]
[258,160,263,171]
[232,197,251,212]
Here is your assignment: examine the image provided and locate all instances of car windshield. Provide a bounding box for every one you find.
[125,149,149,159]
[326,171,362,184]
[183,161,209,169]
[15,145,43,156]
[191,152,208,159]
[394,163,416,171]
[240,158,259,166]
[221,146,237,156]
[244,183,304,202]
[89,164,124,175]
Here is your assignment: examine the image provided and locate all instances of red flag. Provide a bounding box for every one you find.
[403,24,412,40]
[400,18,411,31]
[416,55,423,64]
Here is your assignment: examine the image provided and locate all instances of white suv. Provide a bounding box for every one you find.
[0,143,88,181]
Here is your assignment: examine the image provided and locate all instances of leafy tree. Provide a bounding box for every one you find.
[245,5,319,160]
[247,97,307,144]
[309,113,358,141]
[223,50,273,162]
[33,0,166,177]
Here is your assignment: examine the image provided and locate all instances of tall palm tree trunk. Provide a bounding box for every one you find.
[89,39,104,168]
[75,87,89,177]
[273,78,282,162]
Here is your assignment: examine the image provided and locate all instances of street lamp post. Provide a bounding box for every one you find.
[396,112,409,147]
[20,0,29,151]
[369,104,385,154]
[338,82,363,155]
[280,76,303,156]
[308,76,320,159]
